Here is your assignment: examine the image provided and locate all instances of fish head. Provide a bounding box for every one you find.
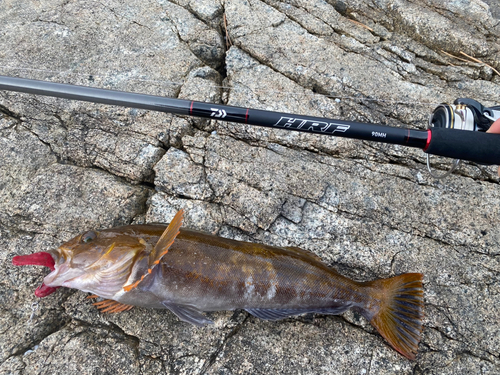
[12,226,153,298]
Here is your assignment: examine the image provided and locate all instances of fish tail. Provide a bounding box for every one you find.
[363,273,424,360]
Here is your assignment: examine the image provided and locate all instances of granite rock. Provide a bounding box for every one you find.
[1,0,500,374]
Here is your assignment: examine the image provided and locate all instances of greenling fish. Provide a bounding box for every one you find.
[13,209,424,360]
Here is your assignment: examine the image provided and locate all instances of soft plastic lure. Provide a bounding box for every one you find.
[13,209,424,360]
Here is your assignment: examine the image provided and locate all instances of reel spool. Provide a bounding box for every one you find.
[427,98,500,178]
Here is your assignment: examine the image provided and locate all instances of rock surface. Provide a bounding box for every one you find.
[1,0,500,374]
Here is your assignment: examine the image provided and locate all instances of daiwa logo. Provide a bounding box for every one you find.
[273,117,350,134]
[210,108,227,118]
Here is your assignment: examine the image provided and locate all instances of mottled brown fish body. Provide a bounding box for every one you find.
[120,226,368,314]
[13,210,424,360]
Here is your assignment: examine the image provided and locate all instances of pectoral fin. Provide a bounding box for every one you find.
[150,209,184,267]
[123,210,184,292]
[161,301,213,326]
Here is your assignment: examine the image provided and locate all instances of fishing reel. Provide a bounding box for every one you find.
[426,98,500,178]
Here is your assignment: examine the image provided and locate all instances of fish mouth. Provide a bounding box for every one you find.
[12,251,61,297]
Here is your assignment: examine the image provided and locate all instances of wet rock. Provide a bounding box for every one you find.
[1,0,500,374]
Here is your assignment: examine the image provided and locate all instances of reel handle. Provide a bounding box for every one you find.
[425,127,500,165]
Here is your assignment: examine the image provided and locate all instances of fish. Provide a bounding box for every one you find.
[12,209,424,360]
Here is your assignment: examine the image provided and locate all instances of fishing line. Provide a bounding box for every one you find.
[0,60,441,107]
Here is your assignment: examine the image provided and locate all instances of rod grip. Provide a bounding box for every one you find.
[425,127,500,165]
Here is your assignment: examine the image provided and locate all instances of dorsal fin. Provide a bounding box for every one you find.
[284,246,324,263]
[123,209,184,292]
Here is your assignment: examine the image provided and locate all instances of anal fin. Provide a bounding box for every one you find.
[161,301,213,326]
[245,305,351,321]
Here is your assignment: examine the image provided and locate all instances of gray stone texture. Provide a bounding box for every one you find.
[1,0,499,374]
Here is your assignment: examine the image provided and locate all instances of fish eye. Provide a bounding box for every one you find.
[81,231,97,244]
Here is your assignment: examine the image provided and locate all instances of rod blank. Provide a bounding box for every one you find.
[0,75,429,149]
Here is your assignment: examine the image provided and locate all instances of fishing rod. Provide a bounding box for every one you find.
[1,75,499,169]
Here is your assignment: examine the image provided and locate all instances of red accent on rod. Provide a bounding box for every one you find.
[189,101,194,115]
[245,108,249,123]
[423,129,432,151]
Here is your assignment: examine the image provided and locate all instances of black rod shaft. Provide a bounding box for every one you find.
[0,75,429,148]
